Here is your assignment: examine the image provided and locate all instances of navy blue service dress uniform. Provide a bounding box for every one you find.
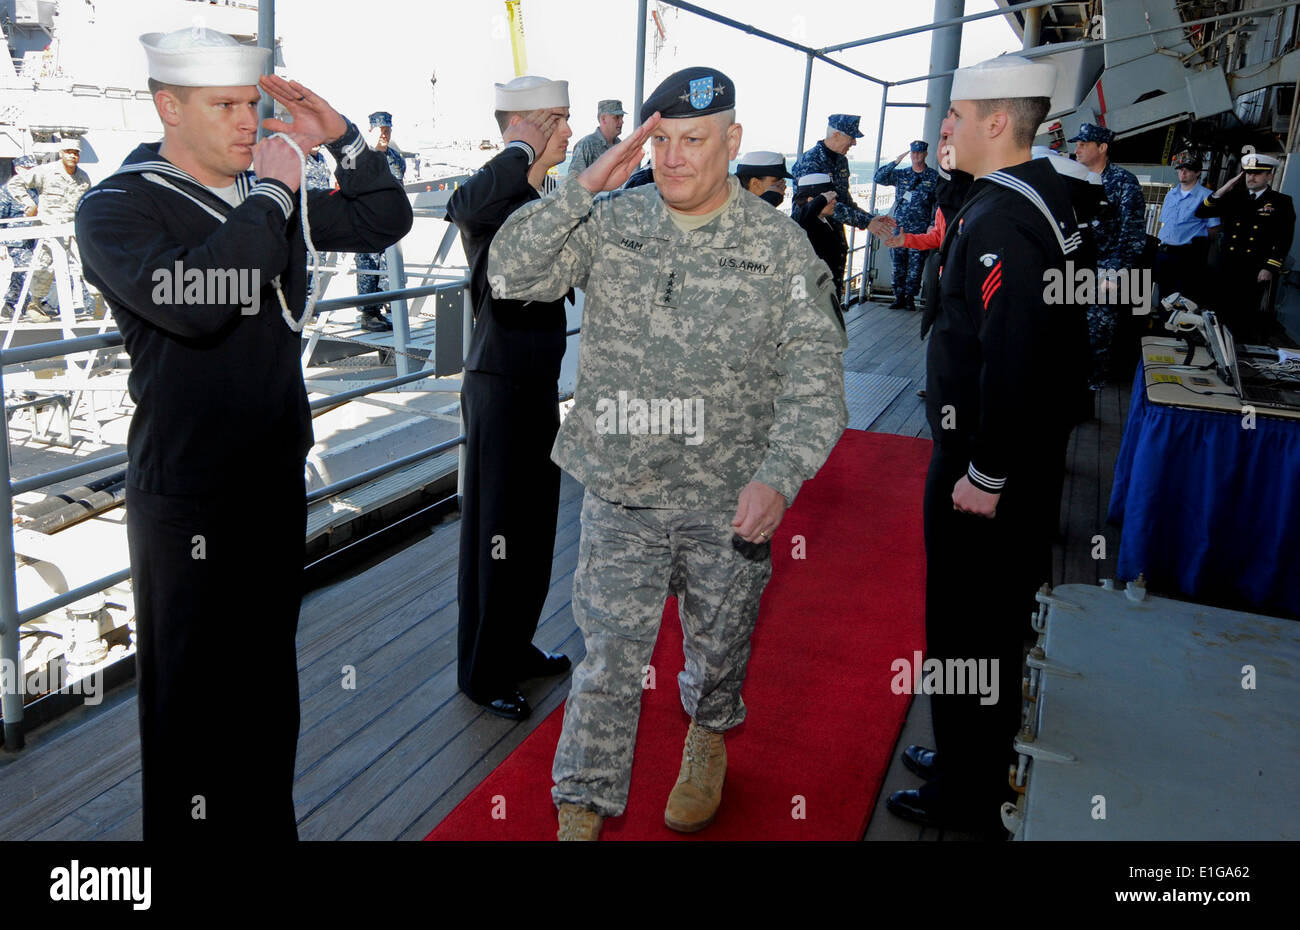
[1195,176,1296,345]
[874,145,939,307]
[445,142,569,710]
[920,158,1087,832]
[75,119,412,841]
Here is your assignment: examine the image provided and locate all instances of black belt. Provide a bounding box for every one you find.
[1158,239,1207,253]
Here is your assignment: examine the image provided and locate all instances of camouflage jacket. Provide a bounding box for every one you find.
[487,177,848,509]
[1092,161,1146,271]
[5,161,90,226]
[567,129,615,176]
[872,161,940,234]
[305,151,335,192]
[790,140,873,229]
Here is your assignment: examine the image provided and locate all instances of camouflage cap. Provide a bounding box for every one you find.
[598,99,626,116]
[828,114,863,139]
[369,111,393,128]
[1068,123,1113,144]
[909,140,928,152]
[640,67,734,121]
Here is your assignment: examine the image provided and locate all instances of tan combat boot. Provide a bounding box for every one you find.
[556,803,602,841]
[664,720,726,832]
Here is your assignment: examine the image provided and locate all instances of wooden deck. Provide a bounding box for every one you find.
[0,298,1129,841]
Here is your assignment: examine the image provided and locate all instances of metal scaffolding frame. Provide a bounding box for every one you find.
[637,0,1300,174]
[637,1,1062,298]
[641,1,1058,162]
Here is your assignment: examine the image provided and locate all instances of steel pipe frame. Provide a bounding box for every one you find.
[891,0,1300,89]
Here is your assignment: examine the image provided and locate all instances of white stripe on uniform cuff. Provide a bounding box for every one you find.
[967,464,1006,492]
[340,131,366,166]
[250,181,293,220]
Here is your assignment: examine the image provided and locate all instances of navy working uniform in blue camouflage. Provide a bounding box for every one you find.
[874,141,940,305]
[304,150,335,296]
[791,115,875,235]
[1,160,37,317]
[1072,124,1146,388]
[355,111,406,325]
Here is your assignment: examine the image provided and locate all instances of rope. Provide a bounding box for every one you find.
[266,132,322,333]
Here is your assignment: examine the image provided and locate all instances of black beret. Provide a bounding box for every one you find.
[640,66,735,122]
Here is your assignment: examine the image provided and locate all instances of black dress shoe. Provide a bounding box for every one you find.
[478,688,531,721]
[518,649,571,680]
[886,788,1004,837]
[901,744,938,780]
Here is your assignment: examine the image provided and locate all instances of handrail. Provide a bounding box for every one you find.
[0,187,582,747]
[305,435,463,504]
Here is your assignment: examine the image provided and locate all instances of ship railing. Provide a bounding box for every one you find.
[0,251,583,749]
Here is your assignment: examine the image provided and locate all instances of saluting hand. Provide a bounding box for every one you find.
[503,109,560,160]
[1213,172,1243,199]
[258,75,348,151]
[577,112,662,193]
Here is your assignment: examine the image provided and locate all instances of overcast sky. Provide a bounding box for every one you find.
[272,0,1024,157]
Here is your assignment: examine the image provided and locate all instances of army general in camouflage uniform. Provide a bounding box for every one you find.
[1071,123,1147,389]
[488,67,847,841]
[874,140,940,309]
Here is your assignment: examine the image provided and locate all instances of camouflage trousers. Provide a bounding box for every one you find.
[355,250,387,309]
[1086,303,1118,390]
[551,490,773,818]
[2,244,33,310]
[16,235,97,309]
[890,246,927,299]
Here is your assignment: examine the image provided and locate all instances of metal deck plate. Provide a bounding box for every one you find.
[843,371,911,432]
[1019,584,1300,840]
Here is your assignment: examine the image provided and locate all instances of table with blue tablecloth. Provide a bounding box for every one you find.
[1108,341,1300,616]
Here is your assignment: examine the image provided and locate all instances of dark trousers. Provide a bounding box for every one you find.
[920,439,1066,829]
[457,369,562,701]
[1155,238,1210,306]
[127,470,306,841]
[890,246,927,299]
[1213,263,1277,346]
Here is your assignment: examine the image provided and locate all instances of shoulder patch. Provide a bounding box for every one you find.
[979,252,998,267]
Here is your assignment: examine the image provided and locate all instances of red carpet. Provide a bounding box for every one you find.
[427,430,931,840]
